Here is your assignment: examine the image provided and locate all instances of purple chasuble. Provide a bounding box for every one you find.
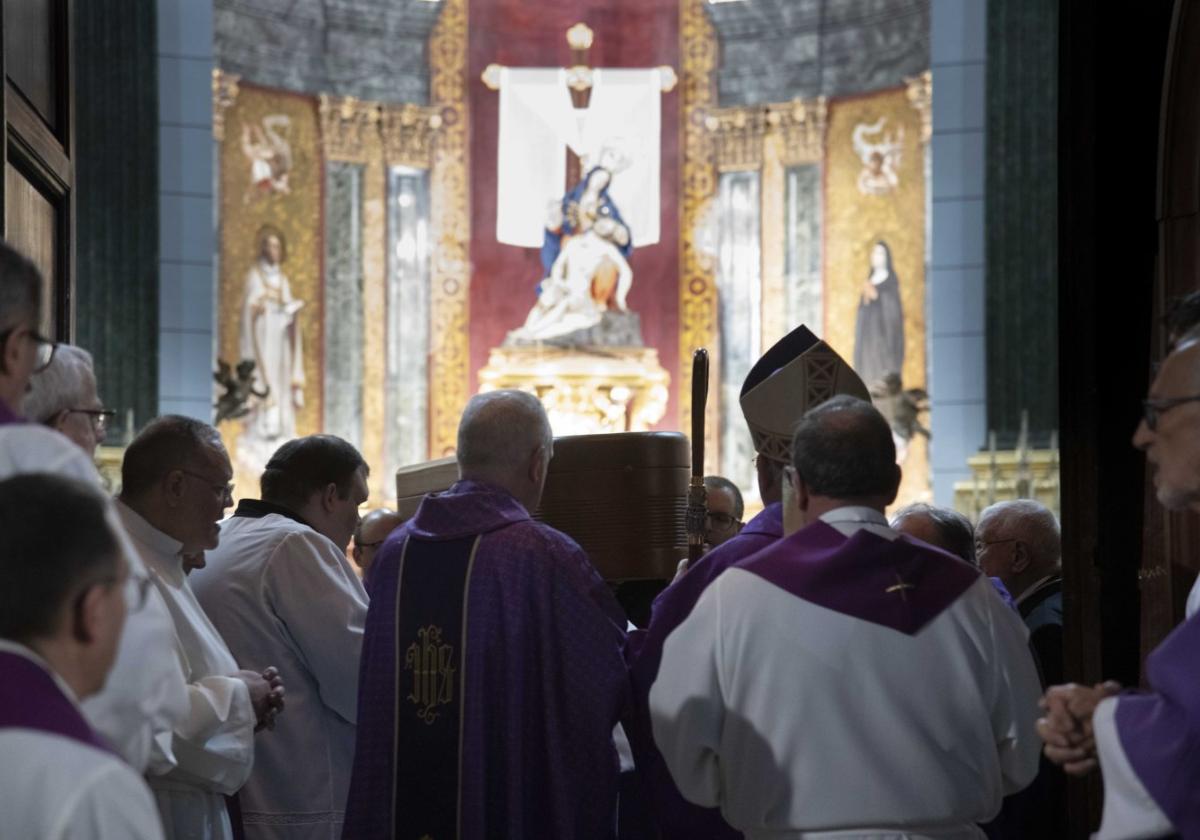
[0,650,115,756]
[623,502,783,840]
[0,401,25,426]
[344,480,629,840]
[1113,610,1200,837]
[740,520,979,634]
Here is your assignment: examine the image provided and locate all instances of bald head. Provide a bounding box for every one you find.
[352,508,404,575]
[975,499,1061,597]
[457,390,554,511]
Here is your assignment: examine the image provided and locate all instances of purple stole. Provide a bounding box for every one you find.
[0,650,115,756]
[0,402,25,426]
[1114,611,1200,837]
[741,520,979,635]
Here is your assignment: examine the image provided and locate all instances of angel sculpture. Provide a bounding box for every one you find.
[869,372,930,464]
[214,359,269,424]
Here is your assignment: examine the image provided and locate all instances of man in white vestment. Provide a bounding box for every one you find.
[0,474,164,840]
[117,415,286,840]
[1038,335,1200,838]
[193,435,370,840]
[0,240,189,775]
[650,396,1043,839]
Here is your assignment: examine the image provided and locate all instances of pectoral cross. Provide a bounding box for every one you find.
[885,572,916,602]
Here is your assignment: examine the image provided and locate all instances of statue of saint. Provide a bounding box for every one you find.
[239,226,305,441]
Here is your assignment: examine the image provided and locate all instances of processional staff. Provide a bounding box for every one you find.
[688,348,710,566]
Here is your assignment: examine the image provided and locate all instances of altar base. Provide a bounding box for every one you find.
[478,345,670,436]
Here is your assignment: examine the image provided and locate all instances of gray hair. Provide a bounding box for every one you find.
[23,344,95,423]
[0,241,42,332]
[891,502,976,566]
[791,395,898,499]
[457,390,552,479]
[979,499,1061,567]
[120,415,225,499]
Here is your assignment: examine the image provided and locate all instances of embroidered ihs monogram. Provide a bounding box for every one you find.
[405,625,456,724]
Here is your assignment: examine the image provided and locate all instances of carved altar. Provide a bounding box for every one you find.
[477,346,669,437]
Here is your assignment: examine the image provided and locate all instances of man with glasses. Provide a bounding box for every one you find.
[116,415,285,840]
[24,343,115,456]
[351,507,404,578]
[1039,335,1200,837]
[702,475,743,549]
[193,435,370,840]
[0,239,191,778]
[0,474,164,839]
[626,325,869,839]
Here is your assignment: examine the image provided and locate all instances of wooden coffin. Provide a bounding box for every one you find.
[392,432,688,581]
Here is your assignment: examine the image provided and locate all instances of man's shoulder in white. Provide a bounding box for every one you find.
[0,424,99,485]
[0,729,164,839]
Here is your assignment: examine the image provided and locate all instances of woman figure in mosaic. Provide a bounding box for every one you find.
[854,239,905,390]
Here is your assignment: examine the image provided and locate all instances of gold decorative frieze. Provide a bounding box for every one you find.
[905,71,933,146]
[772,96,827,165]
[382,103,442,169]
[427,0,471,457]
[212,69,241,142]
[705,107,768,171]
[318,95,382,164]
[680,0,721,464]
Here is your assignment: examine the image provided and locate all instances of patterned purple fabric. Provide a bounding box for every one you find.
[1114,610,1200,837]
[623,503,783,839]
[0,650,115,756]
[345,480,629,840]
[0,401,24,426]
[742,521,979,635]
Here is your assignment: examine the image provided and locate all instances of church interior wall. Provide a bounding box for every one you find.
[157,0,217,423]
[927,0,987,505]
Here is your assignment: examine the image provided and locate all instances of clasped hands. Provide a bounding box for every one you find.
[1036,680,1122,776]
[238,666,286,732]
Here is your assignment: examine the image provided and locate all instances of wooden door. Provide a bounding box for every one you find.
[1,0,73,340]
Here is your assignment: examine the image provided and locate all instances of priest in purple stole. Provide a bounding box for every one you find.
[625,326,869,838]
[0,474,164,838]
[650,397,1043,838]
[344,390,629,840]
[1040,336,1200,838]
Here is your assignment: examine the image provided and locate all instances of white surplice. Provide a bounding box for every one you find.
[1088,577,1200,839]
[0,424,188,774]
[0,641,165,840]
[649,507,1044,840]
[191,510,368,840]
[116,501,256,840]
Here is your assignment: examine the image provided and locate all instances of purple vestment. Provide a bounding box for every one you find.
[0,401,24,426]
[623,502,783,839]
[1113,609,1200,837]
[344,480,629,840]
[0,650,115,756]
[739,520,980,634]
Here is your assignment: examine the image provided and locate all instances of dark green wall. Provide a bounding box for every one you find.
[986,0,1059,448]
[74,0,159,439]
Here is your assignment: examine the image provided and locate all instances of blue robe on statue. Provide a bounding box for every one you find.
[540,166,633,281]
[343,480,629,840]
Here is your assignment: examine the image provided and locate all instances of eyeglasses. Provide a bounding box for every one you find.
[63,408,116,434]
[178,469,234,503]
[706,511,740,531]
[974,537,1018,554]
[1142,394,1200,431]
[0,326,57,372]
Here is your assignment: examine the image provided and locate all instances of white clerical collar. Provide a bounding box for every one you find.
[0,638,81,706]
[115,500,184,574]
[819,506,889,527]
